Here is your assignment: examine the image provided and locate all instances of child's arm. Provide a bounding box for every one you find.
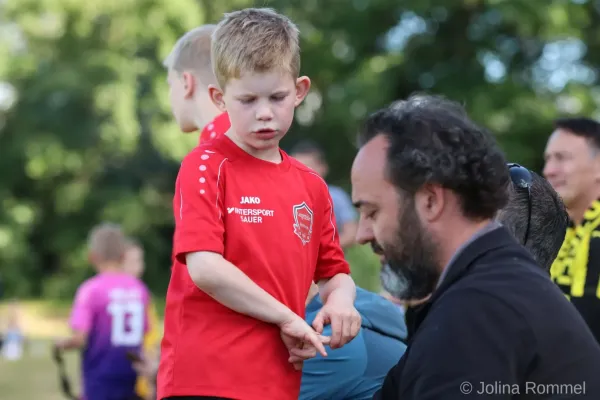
[187,251,298,324]
[311,189,361,349]
[57,283,92,351]
[55,331,86,351]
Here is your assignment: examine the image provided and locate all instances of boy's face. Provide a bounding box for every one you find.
[167,69,197,133]
[209,70,310,152]
[122,246,145,279]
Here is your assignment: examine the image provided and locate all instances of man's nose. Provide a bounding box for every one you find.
[543,159,558,179]
[355,220,374,245]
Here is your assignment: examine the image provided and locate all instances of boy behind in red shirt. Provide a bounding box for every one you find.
[163,24,230,144]
[157,8,361,400]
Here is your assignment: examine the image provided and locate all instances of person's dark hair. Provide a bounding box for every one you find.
[289,140,326,163]
[497,172,568,271]
[554,117,600,150]
[358,94,510,220]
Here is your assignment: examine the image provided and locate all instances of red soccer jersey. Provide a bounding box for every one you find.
[168,111,230,288]
[157,135,350,400]
[198,112,230,145]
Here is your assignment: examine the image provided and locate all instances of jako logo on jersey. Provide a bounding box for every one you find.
[240,196,261,205]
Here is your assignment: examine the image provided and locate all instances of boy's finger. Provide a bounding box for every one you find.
[290,346,316,359]
[312,311,324,334]
[307,331,327,357]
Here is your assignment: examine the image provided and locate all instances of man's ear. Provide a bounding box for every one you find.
[208,84,227,112]
[182,72,196,99]
[415,183,445,223]
[294,76,311,107]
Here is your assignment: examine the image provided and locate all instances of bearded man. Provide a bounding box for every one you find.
[351,95,600,400]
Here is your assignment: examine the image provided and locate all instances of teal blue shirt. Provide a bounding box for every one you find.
[300,288,407,400]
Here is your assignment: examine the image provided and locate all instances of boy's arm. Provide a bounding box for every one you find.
[176,152,327,355]
[57,284,92,350]
[312,188,361,349]
[187,251,301,325]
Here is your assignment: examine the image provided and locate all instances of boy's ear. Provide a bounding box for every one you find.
[294,76,311,107]
[208,84,227,112]
[182,72,196,99]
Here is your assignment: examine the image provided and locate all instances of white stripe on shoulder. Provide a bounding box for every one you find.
[306,171,336,242]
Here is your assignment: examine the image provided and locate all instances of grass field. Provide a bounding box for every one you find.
[0,245,380,399]
[0,340,80,400]
[0,301,80,400]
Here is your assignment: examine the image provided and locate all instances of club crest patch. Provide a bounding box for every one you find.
[293,202,314,245]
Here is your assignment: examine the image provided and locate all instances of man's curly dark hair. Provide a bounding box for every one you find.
[358,94,510,220]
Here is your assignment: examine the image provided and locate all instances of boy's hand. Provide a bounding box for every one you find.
[278,314,330,370]
[54,338,68,352]
[312,291,361,349]
[280,330,330,370]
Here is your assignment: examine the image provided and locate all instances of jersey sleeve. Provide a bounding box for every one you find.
[174,149,226,264]
[314,185,351,281]
[69,283,94,334]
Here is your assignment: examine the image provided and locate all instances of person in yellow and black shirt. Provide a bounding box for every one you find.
[122,238,161,400]
[545,117,600,344]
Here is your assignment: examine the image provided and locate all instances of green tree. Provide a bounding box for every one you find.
[1,0,598,299]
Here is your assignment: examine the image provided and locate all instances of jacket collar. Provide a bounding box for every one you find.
[411,226,518,336]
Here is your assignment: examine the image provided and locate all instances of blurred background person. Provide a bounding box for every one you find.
[164,24,230,143]
[291,140,358,250]
[545,117,600,345]
[122,238,161,400]
[55,223,152,400]
[1,299,25,361]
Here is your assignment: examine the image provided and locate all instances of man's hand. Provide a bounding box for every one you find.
[312,291,361,349]
[279,314,330,370]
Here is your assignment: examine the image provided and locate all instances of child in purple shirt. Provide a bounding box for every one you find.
[56,223,151,400]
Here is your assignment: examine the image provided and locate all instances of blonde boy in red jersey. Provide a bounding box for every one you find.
[157,8,361,400]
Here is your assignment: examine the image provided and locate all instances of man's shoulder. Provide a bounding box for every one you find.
[447,252,559,312]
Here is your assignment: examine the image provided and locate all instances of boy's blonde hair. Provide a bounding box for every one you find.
[88,222,126,263]
[164,25,218,86]
[212,8,301,89]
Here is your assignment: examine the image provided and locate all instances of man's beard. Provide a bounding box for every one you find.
[380,197,440,301]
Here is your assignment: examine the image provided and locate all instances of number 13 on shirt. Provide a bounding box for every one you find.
[107,299,145,347]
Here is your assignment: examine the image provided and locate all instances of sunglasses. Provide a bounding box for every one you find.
[507,163,533,246]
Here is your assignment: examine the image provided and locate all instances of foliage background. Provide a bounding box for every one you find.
[1,0,598,299]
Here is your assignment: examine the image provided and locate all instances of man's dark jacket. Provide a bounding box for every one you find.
[375,226,600,399]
